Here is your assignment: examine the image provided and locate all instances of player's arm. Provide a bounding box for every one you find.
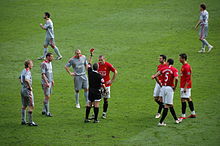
[64,66,76,76]
[39,23,47,30]
[42,73,49,87]
[155,77,162,87]
[151,71,161,79]
[173,77,178,91]
[25,79,32,91]
[111,70,117,83]
[195,20,201,29]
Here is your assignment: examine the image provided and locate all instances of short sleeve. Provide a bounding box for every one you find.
[44,21,51,29]
[108,63,116,72]
[65,59,73,67]
[25,71,31,80]
[174,69,178,77]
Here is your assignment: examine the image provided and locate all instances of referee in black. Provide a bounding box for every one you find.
[85,49,106,123]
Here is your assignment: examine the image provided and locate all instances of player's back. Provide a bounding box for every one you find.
[160,66,178,86]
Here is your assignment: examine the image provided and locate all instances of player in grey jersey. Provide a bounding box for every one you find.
[19,60,38,126]
[41,53,54,117]
[38,12,62,60]
[195,3,213,53]
[65,49,89,108]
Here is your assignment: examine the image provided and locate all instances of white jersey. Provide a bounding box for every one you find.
[44,19,54,39]
[200,10,208,26]
[41,60,53,84]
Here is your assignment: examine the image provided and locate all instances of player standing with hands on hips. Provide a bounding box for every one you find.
[38,12,62,60]
[195,3,213,53]
[65,49,89,108]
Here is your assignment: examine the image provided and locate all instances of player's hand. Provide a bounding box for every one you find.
[40,23,43,27]
[52,81,55,87]
[106,80,112,85]
[45,83,50,87]
[151,75,155,79]
[70,72,76,76]
[29,87,32,91]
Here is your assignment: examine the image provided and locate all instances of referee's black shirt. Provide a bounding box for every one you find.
[88,65,104,90]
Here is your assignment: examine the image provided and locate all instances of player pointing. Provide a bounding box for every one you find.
[38,12,62,60]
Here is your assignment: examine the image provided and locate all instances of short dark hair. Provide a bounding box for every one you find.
[24,60,32,68]
[167,58,174,65]
[179,53,187,60]
[200,3,206,10]
[46,53,53,58]
[45,12,50,18]
[160,55,167,61]
[93,63,99,71]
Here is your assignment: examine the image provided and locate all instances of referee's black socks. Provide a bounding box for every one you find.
[86,106,91,119]
[94,107,99,121]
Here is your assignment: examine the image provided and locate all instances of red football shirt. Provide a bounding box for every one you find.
[159,66,178,86]
[180,63,192,88]
[98,62,116,87]
[157,64,167,81]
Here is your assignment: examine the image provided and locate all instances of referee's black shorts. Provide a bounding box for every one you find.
[88,88,101,102]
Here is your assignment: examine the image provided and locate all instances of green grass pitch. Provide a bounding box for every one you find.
[0,0,220,145]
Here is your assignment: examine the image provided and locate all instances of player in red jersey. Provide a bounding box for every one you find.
[153,55,167,119]
[179,53,196,119]
[152,59,182,126]
[98,55,118,119]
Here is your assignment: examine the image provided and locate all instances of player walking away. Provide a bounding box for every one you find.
[85,50,107,123]
[152,59,182,126]
[179,53,196,120]
[65,49,89,108]
[38,12,62,60]
[153,55,167,119]
[41,53,54,117]
[195,3,213,53]
[19,60,38,126]
[98,55,117,119]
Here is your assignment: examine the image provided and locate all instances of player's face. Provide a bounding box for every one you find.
[99,56,105,64]
[29,61,33,69]
[48,55,54,62]
[200,7,203,11]
[159,57,164,63]
[179,57,184,63]
[75,51,81,58]
[43,14,47,19]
